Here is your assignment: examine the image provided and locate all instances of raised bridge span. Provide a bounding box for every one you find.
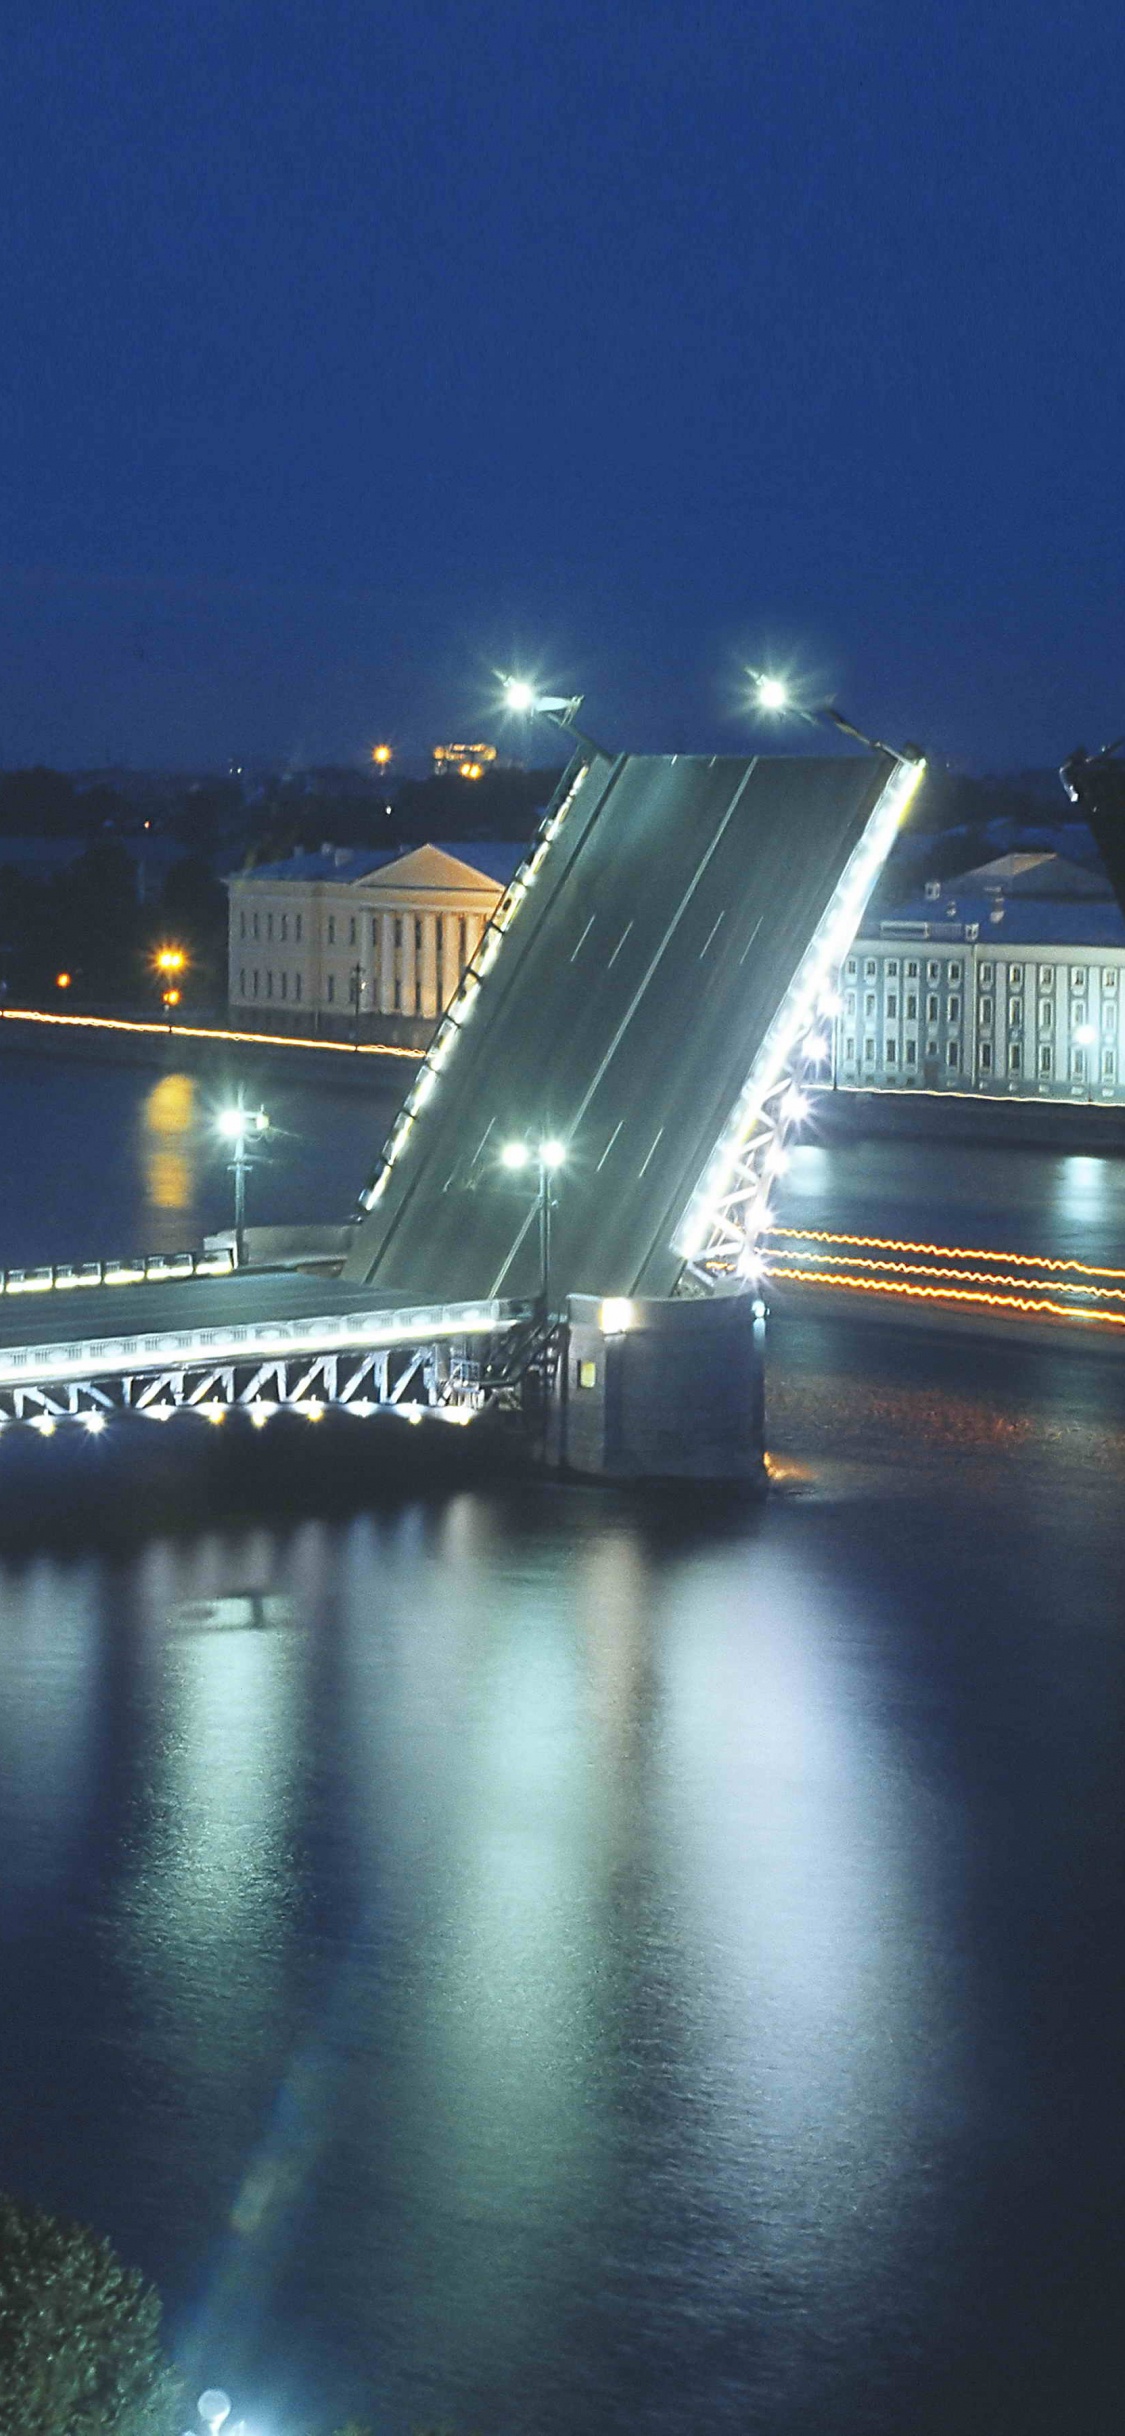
[0,741,922,1435]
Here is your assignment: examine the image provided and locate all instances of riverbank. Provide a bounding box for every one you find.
[0,1004,418,1093]
[814,1080,1125,1155]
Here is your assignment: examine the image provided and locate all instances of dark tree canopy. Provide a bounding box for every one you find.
[0,2192,180,2436]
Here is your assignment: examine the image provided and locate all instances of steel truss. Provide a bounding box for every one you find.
[0,1328,523,1430]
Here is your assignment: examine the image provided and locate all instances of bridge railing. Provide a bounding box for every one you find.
[1,1248,236,1297]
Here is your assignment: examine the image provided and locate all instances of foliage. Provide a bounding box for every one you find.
[0,2189,180,2436]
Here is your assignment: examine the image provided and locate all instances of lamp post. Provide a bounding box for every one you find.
[216,1097,269,1266]
[500,1137,567,1314]
[349,960,364,1050]
[153,944,188,1030]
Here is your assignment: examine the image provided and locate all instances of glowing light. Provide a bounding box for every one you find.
[801,1030,831,1063]
[217,1105,269,1140]
[55,971,72,990]
[599,1298,635,1334]
[503,677,536,713]
[768,1224,1125,1277]
[755,674,789,712]
[197,2394,232,2435]
[82,1411,106,1434]
[371,743,393,767]
[766,1265,1125,1329]
[540,1139,567,1169]
[304,1402,325,1420]
[162,987,182,1009]
[153,946,187,976]
[32,1416,57,1436]
[501,1141,531,1169]
[1075,1022,1097,1046]
[0,1008,419,1059]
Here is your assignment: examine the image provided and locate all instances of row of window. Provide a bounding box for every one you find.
[237,968,430,1014]
[847,989,1121,1035]
[238,908,471,954]
[846,953,1121,993]
[842,1035,1118,1082]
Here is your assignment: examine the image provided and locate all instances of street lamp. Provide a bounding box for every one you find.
[500,1137,567,1313]
[153,944,188,1030]
[216,1098,269,1266]
[499,673,586,731]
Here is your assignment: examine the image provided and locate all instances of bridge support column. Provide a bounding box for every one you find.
[548,1293,765,1486]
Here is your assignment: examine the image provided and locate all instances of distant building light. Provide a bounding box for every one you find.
[432,742,497,775]
[55,971,72,990]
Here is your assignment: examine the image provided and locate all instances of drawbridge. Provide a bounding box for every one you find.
[0,738,923,1438]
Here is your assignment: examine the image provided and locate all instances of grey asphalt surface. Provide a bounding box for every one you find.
[0,1269,482,1355]
[346,748,894,1300]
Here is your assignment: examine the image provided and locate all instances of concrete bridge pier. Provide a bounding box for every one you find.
[548,1293,766,1485]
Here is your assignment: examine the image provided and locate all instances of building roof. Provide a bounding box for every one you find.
[866,889,1125,947]
[232,839,527,888]
[943,849,1111,898]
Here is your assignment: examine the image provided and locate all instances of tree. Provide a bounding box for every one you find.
[0,2191,180,2436]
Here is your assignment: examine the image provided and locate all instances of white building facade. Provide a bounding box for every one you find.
[227,841,523,1036]
[835,853,1125,1103]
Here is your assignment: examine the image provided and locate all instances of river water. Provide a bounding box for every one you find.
[0,1050,1122,2434]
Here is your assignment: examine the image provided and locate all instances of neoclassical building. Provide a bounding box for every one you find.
[836,848,1125,1101]
[227,840,524,1037]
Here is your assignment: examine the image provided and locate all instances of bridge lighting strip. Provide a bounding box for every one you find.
[768,1225,1125,1281]
[765,1265,1125,1328]
[674,754,925,1267]
[359,758,593,1211]
[0,1008,419,1058]
[0,1300,518,1392]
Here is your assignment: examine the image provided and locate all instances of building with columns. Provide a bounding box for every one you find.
[226,840,525,1039]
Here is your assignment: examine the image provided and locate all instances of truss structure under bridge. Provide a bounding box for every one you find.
[0,1281,527,1430]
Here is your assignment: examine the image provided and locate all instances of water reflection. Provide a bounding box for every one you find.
[139,1071,197,1238]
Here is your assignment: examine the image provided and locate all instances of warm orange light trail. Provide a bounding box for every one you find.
[771,1248,1125,1305]
[768,1225,1125,1283]
[0,1008,420,1059]
[766,1265,1125,1328]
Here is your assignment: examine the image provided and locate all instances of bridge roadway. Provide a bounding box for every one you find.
[0,1268,524,1419]
[345,747,900,1301]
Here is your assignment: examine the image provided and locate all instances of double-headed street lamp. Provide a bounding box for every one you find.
[153,943,188,1028]
[216,1097,269,1266]
[500,1136,567,1314]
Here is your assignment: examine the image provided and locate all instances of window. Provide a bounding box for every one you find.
[979,997,993,1026]
[240,910,247,939]
[349,916,357,946]
[253,912,260,939]
[1040,1000,1054,1029]
[1008,1000,1022,1029]
[1104,1002,1117,1035]
[295,973,302,1002]
[1009,1043,1022,1072]
[280,913,288,941]
[372,917,379,946]
[436,916,444,953]
[327,916,336,944]
[295,913,302,942]
[415,978,423,1014]
[394,916,403,949]
[864,958,876,978]
[1071,965,1087,990]
[1105,968,1118,992]
[1040,1044,1053,1076]
[948,995,961,1023]
[886,958,900,977]
[266,970,273,998]
[844,1036,855,1060]
[865,992,876,1017]
[415,918,424,952]
[252,970,259,997]
[906,993,918,1020]
[980,961,994,986]
[393,978,402,1011]
[863,1037,875,1063]
[980,1041,993,1072]
[239,967,245,996]
[948,961,961,984]
[1074,1048,1087,1081]
[1102,1048,1116,1082]
[845,958,857,977]
[280,972,287,1000]
[906,959,919,978]
[947,1040,959,1067]
[460,916,468,963]
[267,912,273,942]
[1010,965,1024,988]
[886,1037,898,1063]
[886,993,898,1019]
[927,994,938,1022]
[327,974,335,1004]
[845,991,856,1018]
[905,1039,917,1066]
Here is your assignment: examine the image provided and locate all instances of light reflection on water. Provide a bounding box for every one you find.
[1,1402,1122,2432]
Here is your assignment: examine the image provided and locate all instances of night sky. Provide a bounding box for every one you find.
[1,2,1121,772]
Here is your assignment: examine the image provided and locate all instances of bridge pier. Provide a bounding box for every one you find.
[549,1293,766,1485]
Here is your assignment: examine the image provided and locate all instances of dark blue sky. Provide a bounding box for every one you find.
[1,1,1121,771]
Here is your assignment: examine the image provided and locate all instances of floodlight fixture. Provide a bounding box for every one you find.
[498,671,586,729]
[540,1139,567,1169]
[500,1139,531,1168]
[503,677,536,714]
[756,674,790,713]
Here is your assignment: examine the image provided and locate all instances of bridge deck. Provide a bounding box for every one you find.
[344,749,898,1301]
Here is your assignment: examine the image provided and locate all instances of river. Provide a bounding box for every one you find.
[0,1048,1122,2434]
